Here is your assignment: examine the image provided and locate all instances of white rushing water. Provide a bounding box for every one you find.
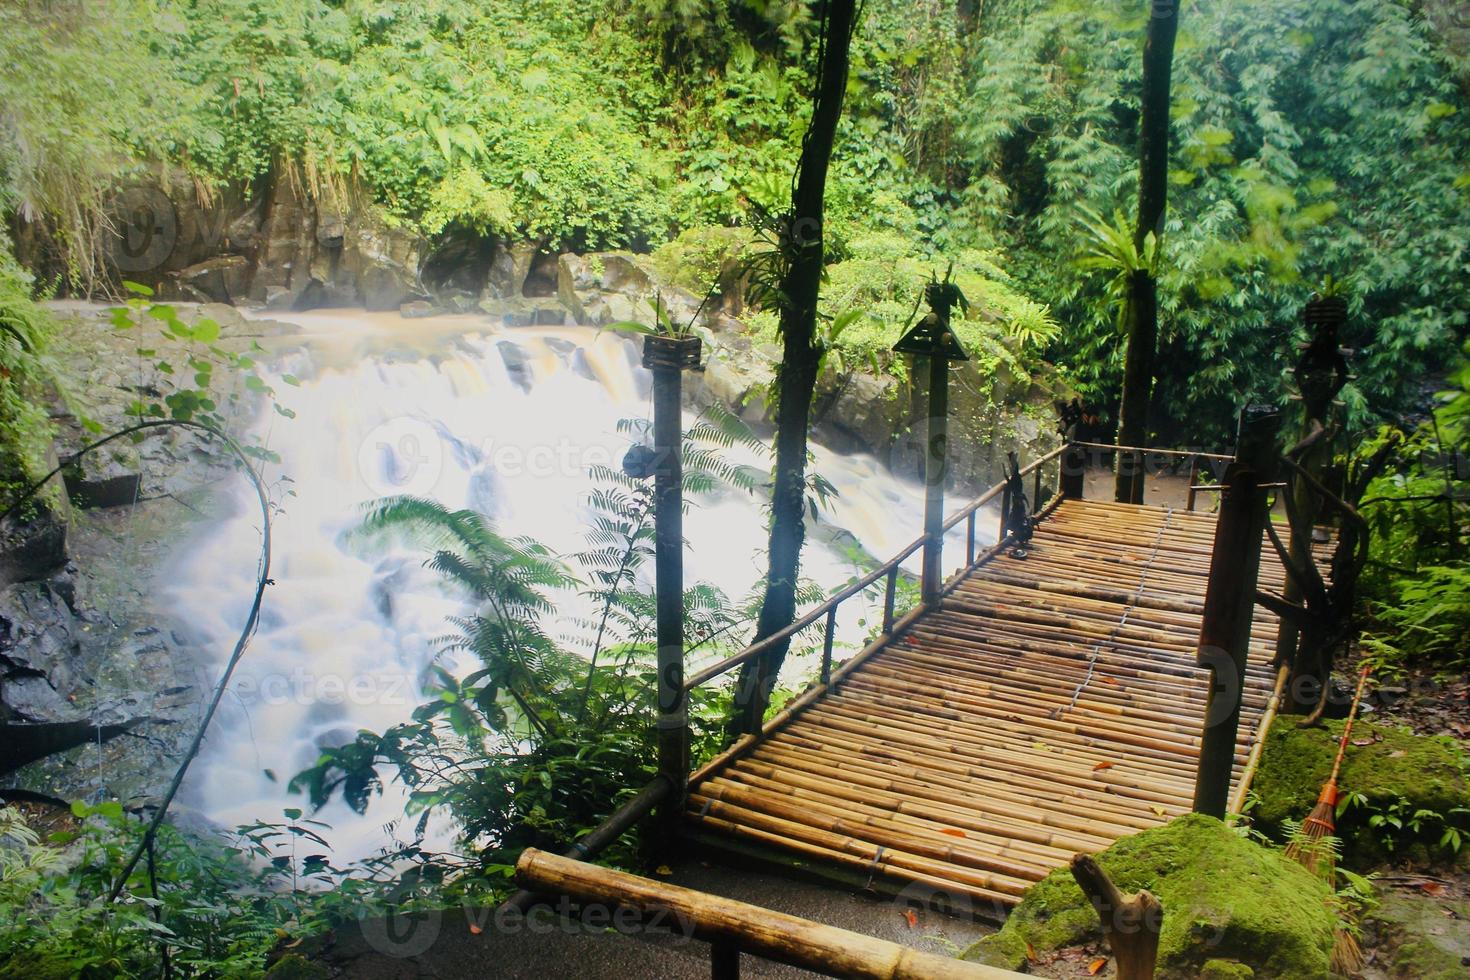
[174,310,991,860]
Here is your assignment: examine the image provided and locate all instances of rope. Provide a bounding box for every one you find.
[1050,505,1175,718]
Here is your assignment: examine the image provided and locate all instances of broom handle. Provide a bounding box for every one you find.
[1327,665,1373,785]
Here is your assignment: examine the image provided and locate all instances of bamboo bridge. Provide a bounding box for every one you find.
[682,491,1293,910]
[510,321,1338,978]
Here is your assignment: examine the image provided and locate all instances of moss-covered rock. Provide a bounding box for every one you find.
[1199,960,1255,979]
[1252,717,1470,864]
[962,814,1336,979]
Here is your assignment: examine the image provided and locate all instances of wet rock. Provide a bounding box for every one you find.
[400,300,440,319]
[497,341,533,392]
[171,255,251,305]
[343,217,425,311]
[696,348,774,426]
[557,253,592,324]
[0,577,85,722]
[0,503,68,588]
[62,468,141,510]
[484,241,538,300]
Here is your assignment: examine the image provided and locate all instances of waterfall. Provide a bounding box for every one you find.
[171,310,992,861]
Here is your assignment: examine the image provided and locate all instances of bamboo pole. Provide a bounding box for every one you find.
[1228,663,1291,817]
[515,849,1029,978]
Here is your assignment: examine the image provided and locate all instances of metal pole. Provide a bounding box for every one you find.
[1193,405,1281,818]
[644,336,697,833]
[921,349,948,606]
[894,278,968,607]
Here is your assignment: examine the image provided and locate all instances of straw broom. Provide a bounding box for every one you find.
[1283,664,1372,976]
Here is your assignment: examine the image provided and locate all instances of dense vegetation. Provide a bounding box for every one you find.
[4,0,1468,449]
[3,1,1470,976]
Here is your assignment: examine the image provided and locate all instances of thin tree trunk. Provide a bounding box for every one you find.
[731,0,859,735]
[1115,1,1179,504]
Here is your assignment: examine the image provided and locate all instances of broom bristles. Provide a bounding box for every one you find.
[1284,797,1338,876]
[1331,928,1365,976]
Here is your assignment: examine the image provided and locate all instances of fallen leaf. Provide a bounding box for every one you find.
[655,865,673,876]
[468,923,483,935]
[1088,957,1108,975]
[1102,676,1120,686]
[903,909,919,929]
[1419,881,1447,897]
[1150,805,1169,817]
[939,828,967,838]
[1093,761,1115,772]
[1025,941,1039,964]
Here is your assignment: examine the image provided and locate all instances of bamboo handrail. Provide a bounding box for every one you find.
[1072,440,1234,462]
[514,848,1029,979]
[686,445,1069,693]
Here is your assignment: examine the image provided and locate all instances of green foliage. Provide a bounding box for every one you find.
[0,802,311,977]
[106,283,290,463]
[1358,340,1470,672]
[0,2,185,286]
[811,233,1057,381]
[949,0,1470,441]
[0,234,59,499]
[293,406,789,872]
[651,225,757,295]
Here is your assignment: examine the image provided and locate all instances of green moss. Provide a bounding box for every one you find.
[1252,717,1470,862]
[264,953,328,980]
[963,814,1335,979]
[1199,960,1255,979]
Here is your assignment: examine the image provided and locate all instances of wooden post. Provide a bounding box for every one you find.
[712,941,740,980]
[1061,443,1085,500]
[894,280,970,607]
[1282,296,1350,712]
[644,334,700,832]
[1193,405,1281,818]
[1071,854,1162,980]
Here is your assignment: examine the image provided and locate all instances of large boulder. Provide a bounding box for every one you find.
[344,214,425,311]
[167,254,252,305]
[964,814,1337,979]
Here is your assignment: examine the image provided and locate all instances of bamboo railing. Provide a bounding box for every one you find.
[685,444,1071,696]
[515,848,1028,979]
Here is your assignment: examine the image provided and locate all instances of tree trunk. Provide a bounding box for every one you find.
[1115,1,1179,504]
[731,0,859,735]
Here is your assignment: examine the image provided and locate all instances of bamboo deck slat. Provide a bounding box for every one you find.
[686,498,1310,908]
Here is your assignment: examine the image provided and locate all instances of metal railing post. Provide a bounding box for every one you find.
[819,606,837,686]
[882,566,898,634]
